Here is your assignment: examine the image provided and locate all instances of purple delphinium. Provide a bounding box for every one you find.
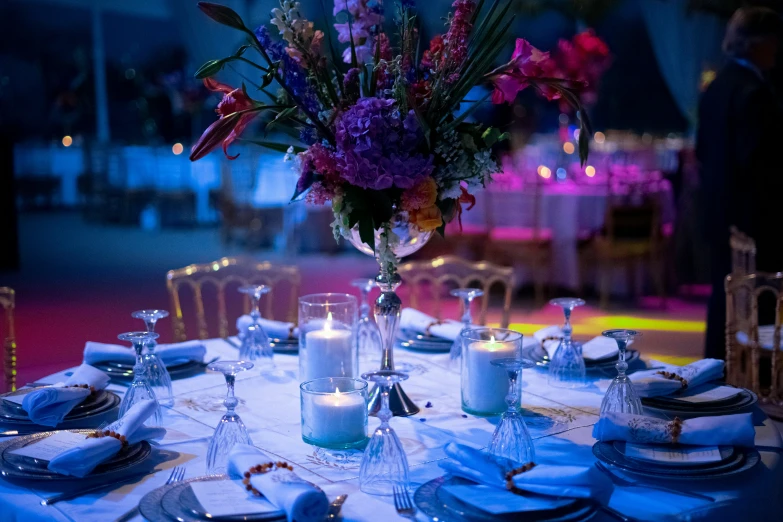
[333,97,433,190]
[255,26,321,115]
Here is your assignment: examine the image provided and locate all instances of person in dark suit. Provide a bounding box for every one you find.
[698,7,783,360]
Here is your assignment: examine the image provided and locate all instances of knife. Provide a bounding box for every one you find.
[325,494,348,520]
[222,337,240,349]
[41,470,155,505]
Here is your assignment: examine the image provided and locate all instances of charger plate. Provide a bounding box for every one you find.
[0,391,120,425]
[397,328,453,353]
[523,344,640,372]
[641,389,757,417]
[94,359,205,381]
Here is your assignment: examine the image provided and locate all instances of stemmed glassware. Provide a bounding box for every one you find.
[449,288,484,363]
[118,331,163,426]
[359,370,410,495]
[206,360,254,474]
[131,309,173,407]
[238,285,274,370]
[548,297,586,388]
[351,279,382,366]
[600,329,642,415]
[488,357,536,467]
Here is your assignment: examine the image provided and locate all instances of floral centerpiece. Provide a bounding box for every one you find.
[547,29,611,110]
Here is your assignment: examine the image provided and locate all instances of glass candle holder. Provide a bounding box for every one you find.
[460,328,523,416]
[300,377,368,449]
[299,293,358,381]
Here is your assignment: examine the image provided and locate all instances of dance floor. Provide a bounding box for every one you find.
[4,213,706,385]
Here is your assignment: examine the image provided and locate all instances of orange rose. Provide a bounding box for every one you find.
[401,178,438,212]
[414,205,443,232]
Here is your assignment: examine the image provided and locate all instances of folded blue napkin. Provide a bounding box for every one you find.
[236,316,299,340]
[227,444,328,522]
[47,399,165,477]
[439,443,613,505]
[592,412,756,447]
[83,340,206,365]
[21,364,110,427]
[630,359,724,398]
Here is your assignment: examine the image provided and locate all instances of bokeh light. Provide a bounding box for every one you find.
[594,132,606,144]
[538,166,551,179]
[61,136,72,147]
[563,142,575,154]
[172,143,184,155]
[585,165,596,177]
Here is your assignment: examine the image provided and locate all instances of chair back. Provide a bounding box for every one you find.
[730,226,756,276]
[725,273,782,411]
[166,258,300,341]
[604,201,660,243]
[484,173,545,241]
[0,288,16,393]
[398,256,514,327]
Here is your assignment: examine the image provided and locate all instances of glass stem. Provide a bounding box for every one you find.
[133,341,146,380]
[615,339,628,378]
[562,308,572,344]
[505,370,519,413]
[460,297,472,326]
[359,289,370,319]
[224,373,238,414]
[378,385,392,426]
[375,263,401,372]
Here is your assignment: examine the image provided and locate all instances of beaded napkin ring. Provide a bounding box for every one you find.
[242,462,294,496]
[504,462,537,495]
[669,417,683,444]
[86,429,128,447]
[425,320,445,336]
[655,370,689,389]
[65,384,97,394]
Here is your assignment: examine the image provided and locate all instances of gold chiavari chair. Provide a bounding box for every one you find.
[0,287,16,393]
[725,272,783,419]
[398,255,514,328]
[730,226,756,276]
[166,258,300,341]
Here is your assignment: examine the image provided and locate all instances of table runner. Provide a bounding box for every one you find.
[1,338,780,521]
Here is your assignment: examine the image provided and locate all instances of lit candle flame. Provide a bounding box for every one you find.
[335,387,341,396]
[490,335,496,343]
[325,311,333,332]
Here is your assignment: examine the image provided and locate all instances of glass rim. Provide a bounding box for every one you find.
[459,327,522,343]
[298,293,357,306]
[299,377,368,394]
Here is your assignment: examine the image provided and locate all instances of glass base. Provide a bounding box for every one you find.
[488,411,535,467]
[360,478,409,496]
[311,447,364,467]
[600,376,643,415]
[302,435,368,451]
[548,377,587,389]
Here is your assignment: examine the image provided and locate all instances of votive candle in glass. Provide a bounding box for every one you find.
[460,328,523,416]
[299,293,358,381]
[300,377,368,449]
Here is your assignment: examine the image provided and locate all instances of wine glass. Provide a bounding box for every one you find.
[359,370,410,495]
[206,360,254,474]
[449,288,484,363]
[131,309,173,407]
[118,331,163,426]
[488,357,536,467]
[547,297,586,388]
[238,285,273,370]
[351,278,382,366]
[600,329,643,415]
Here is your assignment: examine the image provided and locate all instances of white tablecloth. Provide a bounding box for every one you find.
[1,338,780,521]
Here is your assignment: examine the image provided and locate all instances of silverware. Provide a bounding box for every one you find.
[326,494,348,520]
[222,337,240,349]
[41,470,155,506]
[598,504,634,522]
[393,485,417,520]
[595,461,715,502]
[111,466,185,522]
[0,429,40,437]
[201,356,220,367]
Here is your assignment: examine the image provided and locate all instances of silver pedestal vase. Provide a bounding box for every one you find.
[347,212,433,417]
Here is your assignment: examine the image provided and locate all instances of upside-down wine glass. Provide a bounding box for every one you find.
[449,288,484,363]
[206,360,254,474]
[488,357,536,468]
[131,309,173,407]
[359,370,410,495]
[238,285,274,370]
[118,331,163,426]
[351,279,382,366]
[548,297,586,388]
[600,329,643,415]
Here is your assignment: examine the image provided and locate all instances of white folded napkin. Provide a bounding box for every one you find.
[439,443,613,504]
[236,315,299,340]
[630,359,724,398]
[399,308,468,341]
[48,399,165,477]
[592,411,755,447]
[542,335,620,362]
[21,364,110,427]
[227,444,328,522]
[534,325,564,354]
[83,340,206,365]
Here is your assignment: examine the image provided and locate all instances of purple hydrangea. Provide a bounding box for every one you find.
[334,97,433,190]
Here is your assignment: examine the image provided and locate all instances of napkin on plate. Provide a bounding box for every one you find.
[630,359,724,398]
[47,399,165,477]
[542,335,620,362]
[83,340,206,365]
[21,364,110,427]
[399,308,468,341]
[534,326,564,356]
[228,444,328,522]
[439,443,613,505]
[592,411,755,447]
[236,315,299,340]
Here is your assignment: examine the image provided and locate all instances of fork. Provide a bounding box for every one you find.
[112,466,186,522]
[393,485,417,520]
[594,461,715,502]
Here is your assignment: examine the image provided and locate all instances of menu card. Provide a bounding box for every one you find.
[441,485,573,515]
[624,443,722,464]
[8,431,86,461]
[670,384,741,404]
[189,480,278,517]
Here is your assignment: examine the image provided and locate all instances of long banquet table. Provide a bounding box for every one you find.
[1,338,781,521]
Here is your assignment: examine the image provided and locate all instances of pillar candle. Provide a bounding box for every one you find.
[303,313,354,380]
[464,336,516,414]
[302,388,367,446]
